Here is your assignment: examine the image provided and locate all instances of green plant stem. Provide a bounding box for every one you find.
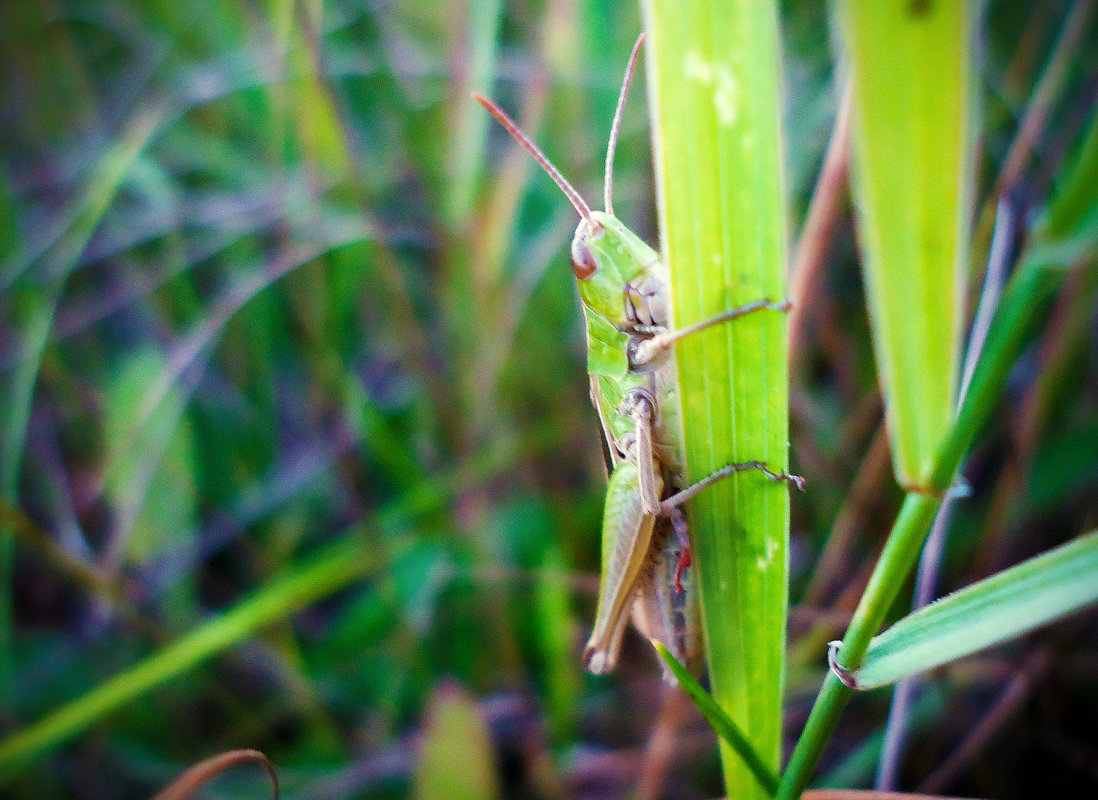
[776,262,1064,800]
[777,496,940,800]
[929,264,1064,489]
[838,494,943,662]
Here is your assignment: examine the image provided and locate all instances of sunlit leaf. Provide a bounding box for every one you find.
[836,0,972,485]
[849,531,1098,690]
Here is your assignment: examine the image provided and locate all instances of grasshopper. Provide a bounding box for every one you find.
[476,34,802,678]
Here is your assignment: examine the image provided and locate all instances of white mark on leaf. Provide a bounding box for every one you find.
[683,51,739,128]
[714,66,738,127]
[684,50,713,84]
[756,539,779,571]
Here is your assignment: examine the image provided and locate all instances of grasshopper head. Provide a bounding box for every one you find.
[475,35,657,328]
[571,212,664,328]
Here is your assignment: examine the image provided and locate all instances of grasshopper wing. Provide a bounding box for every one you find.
[583,459,663,674]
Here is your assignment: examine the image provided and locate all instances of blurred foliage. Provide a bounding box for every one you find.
[0,0,1095,798]
[413,684,499,800]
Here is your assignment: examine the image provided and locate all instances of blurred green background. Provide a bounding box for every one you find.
[1,0,1097,797]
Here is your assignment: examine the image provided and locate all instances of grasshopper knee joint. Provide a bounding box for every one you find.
[620,388,656,423]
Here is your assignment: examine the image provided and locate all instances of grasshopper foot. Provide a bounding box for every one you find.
[729,461,805,492]
[752,462,806,491]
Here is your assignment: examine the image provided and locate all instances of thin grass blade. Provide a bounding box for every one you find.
[655,642,779,797]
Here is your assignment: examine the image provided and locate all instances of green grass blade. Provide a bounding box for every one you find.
[837,0,973,486]
[535,547,581,746]
[0,428,524,782]
[444,0,505,231]
[655,643,779,797]
[642,1,789,795]
[0,534,377,783]
[0,106,163,700]
[1026,103,1098,267]
[848,531,1098,691]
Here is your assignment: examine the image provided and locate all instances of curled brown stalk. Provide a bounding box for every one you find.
[151,749,278,800]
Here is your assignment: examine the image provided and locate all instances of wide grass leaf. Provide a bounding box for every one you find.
[846,531,1098,690]
[836,0,973,486]
[642,0,790,795]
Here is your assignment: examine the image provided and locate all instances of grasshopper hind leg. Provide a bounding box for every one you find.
[660,461,804,514]
[668,506,692,594]
[582,457,663,676]
[583,599,633,675]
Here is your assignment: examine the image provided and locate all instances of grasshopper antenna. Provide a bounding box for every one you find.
[474,93,595,225]
[604,33,645,217]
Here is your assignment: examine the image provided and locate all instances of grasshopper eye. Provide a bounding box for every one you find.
[570,237,598,280]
